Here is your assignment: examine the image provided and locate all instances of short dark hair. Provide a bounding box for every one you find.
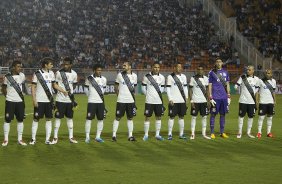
[63,57,73,64]
[152,62,160,66]
[41,57,54,68]
[93,64,103,71]
[11,60,22,68]
[215,57,222,62]
[198,63,205,69]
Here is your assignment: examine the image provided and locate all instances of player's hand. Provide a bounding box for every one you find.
[62,90,68,96]
[33,100,38,108]
[228,98,231,105]
[190,100,195,109]
[169,100,174,106]
[210,99,216,107]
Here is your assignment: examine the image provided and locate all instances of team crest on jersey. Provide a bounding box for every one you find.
[6,113,9,118]
[87,113,91,117]
[212,107,216,112]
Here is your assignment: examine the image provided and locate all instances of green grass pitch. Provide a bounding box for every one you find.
[0,94,282,184]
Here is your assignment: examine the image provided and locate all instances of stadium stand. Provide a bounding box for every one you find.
[0,0,243,75]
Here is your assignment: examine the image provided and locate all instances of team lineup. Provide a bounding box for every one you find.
[1,57,276,146]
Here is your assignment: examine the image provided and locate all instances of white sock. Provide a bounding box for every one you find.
[127,120,133,137]
[201,116,207,136]
[67,118,74,139]
[144,121,150,136]
[54,118,61,139]
[31,120,38,140]
[238,117,244,134]
[85,119,92,139]
[3,122,10,141]
[178,119,185,136]
[155,120,161,137]
[247,118,253,135]
[45,120,52,141]
[112,119,119,137]
[191,116,196,135]
[17,122,24,141]
[168,119,174,136]
[258,116,265,134]
[96,120,103,139]
[267,116,273,134]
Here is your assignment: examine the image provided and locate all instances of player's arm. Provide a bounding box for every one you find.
[31,83,37,107]
[166,76,173,105]
[114,82,119,95]
[1,84,7,97]
[84,78,90,96]
[273,92,276,106]
[52,82,68,96]
[141,75,147,95]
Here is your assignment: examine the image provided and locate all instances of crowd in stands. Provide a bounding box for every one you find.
[0,0,234,69]
[222,0,282,62]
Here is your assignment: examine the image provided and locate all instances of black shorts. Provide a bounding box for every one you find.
[168,103,187,118]
[191,103,209,116]
[239,103,256,118]
[144,103,164,117]
[5,101,25,122]
[86,103,105,120]
[34,102,53,120]
[258,104,275,116]
[116,102,136,119]
[55,102,74,119]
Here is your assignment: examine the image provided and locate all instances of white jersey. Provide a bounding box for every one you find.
[85,75,107,103]
[189,75,208,103]
[236,75,260,104]
[166,73,188,103]
[32,69,55,103]
[258,78,276,104]
[3,72,25,102]
[142,72,165,104]
[55,69,77,103]
[115,72,138,103]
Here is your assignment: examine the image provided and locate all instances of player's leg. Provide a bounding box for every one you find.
[154,104,164,140]
[190,103,199,139]
[85,103,95,143]
[95,103,105,142]
[2,101,15,146]
[178,103,187,139]
[30,102,44,145]
[266,104,274,137]
[126,103,135,141]
[53,102,65,144]
[200,103,210,139]
[246,104,256,138]
[237,103,247,138]
[65,103,77,143]
[210,100,220,138]
[45,103,54,145]
[112,103,125,141]
[143,103,153,141]
[219,99,228,138]
[15,101,26,145]
[257,104,265,138]
[167,103,176,140]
